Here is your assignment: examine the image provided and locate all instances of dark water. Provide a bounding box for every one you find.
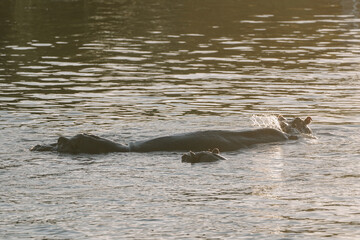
[1,0,360,239]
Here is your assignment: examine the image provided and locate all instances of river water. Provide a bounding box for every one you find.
[1,0,360,239]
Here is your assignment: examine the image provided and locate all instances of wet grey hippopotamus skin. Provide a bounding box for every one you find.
[30,128,289,154]
[182,148,227,163]
[30,116,312,157]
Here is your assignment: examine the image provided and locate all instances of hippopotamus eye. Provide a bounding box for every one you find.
[291,118,302,128]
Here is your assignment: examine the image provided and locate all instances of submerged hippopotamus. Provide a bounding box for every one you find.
[30,116,312,162]
[182,148,226,163]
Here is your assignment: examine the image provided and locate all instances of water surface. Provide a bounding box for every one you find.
[1,0,360,239]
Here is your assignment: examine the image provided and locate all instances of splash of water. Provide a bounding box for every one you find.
[250,114,282,131]
[251,114,317,139]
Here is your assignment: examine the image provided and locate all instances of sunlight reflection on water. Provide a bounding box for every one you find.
[1,0,360,239]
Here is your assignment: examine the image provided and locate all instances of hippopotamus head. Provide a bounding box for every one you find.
[56,133,129,154]
[56,134,99,154]
[290,117,312,134]
[182,148,226,163]
[278,115,312,135]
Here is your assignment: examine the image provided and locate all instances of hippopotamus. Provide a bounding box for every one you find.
[30,116,312,158]
[182,148,227,163]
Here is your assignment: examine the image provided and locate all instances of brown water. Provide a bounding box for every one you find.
[1,0,360,239]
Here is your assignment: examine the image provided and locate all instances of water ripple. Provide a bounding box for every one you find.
[1,1,360,239]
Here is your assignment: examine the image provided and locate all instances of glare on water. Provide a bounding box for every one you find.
[0,0,360,239]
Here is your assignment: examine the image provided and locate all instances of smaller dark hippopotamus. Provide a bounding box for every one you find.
[182,148,227,163]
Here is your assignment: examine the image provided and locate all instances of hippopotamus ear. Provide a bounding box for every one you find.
[304,116,312,125]
[277,115,286,121]
[212,148,220,154]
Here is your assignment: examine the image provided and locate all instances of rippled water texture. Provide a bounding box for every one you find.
[1,0,360,239]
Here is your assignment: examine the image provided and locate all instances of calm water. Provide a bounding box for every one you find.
[1,0,360,239]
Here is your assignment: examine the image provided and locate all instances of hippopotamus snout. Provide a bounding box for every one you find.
[182,148,227,163]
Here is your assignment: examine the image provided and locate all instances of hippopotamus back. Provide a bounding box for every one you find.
[130,128,288,152]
